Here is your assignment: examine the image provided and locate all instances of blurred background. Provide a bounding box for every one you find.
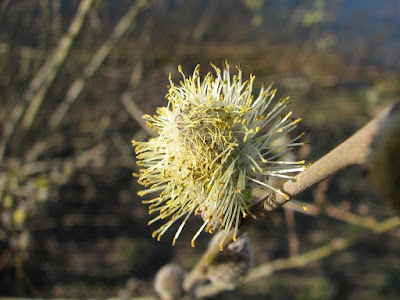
[0,0,399,299]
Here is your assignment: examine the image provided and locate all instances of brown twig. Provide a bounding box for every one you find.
[121,91,157,137]
[244,216,400,283]
[284,208,299,256]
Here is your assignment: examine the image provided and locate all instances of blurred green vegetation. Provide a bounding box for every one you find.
[0,0,399,299]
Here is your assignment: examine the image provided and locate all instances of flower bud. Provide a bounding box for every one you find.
[206,232,253,290]
[154,264,185,300]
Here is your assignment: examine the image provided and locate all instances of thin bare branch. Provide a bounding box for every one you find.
[21,0,95,129]
[0,0,11,24]
[121,91,157,137]
[284,208,299,256]
[49,0,152,130]
[244,216,400,283]
[0,0,95,158]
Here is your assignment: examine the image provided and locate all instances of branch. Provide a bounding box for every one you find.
[121,91,157,137]
[0,0,95,158]
[249,100,399,220]
[49,0,151,130]
[244,216,400,283]
[21,0,95,129]
[191,217,400,299]
[183,100,400,292]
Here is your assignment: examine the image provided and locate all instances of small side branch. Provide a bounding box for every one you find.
[244,216,400,283]
[121,91,157,138]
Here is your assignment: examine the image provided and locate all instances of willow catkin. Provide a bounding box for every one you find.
[133,62,305,248]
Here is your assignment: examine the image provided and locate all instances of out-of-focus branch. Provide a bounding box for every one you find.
[184,101,399,292]
[244,216,400,283]
[49,0,152,130]
[21,143,105,181]
[121,91,157,138]
[323,205,377,230]
[51,0,62,39]
[284,208,299,256]
[0,43,43,58]
[193,283,231,299]
[0,0,10,24]
[0,0,95,158]
[191,217,400,299]
[285,200,379,231]
[21,0,95,129]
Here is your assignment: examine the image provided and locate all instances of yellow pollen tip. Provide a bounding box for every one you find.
[191,240,196,247]
[302,205,309,211]
[172,238,177,246]
[219,242,224,251]
[152,231,158,238]
[283,193,290,200]
[233,235,237,242]
[149,204,157,209]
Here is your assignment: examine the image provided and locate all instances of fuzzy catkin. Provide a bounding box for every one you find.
[154,264,185,300]
[206,232,253,290]
[133,62,305,248]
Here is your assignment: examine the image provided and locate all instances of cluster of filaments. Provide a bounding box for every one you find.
[133,62,305,249]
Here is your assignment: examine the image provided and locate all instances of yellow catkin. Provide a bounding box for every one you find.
[132,63,306,246]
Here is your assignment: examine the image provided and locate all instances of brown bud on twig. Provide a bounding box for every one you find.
[206,232,253,290]
[154,264,185,300]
